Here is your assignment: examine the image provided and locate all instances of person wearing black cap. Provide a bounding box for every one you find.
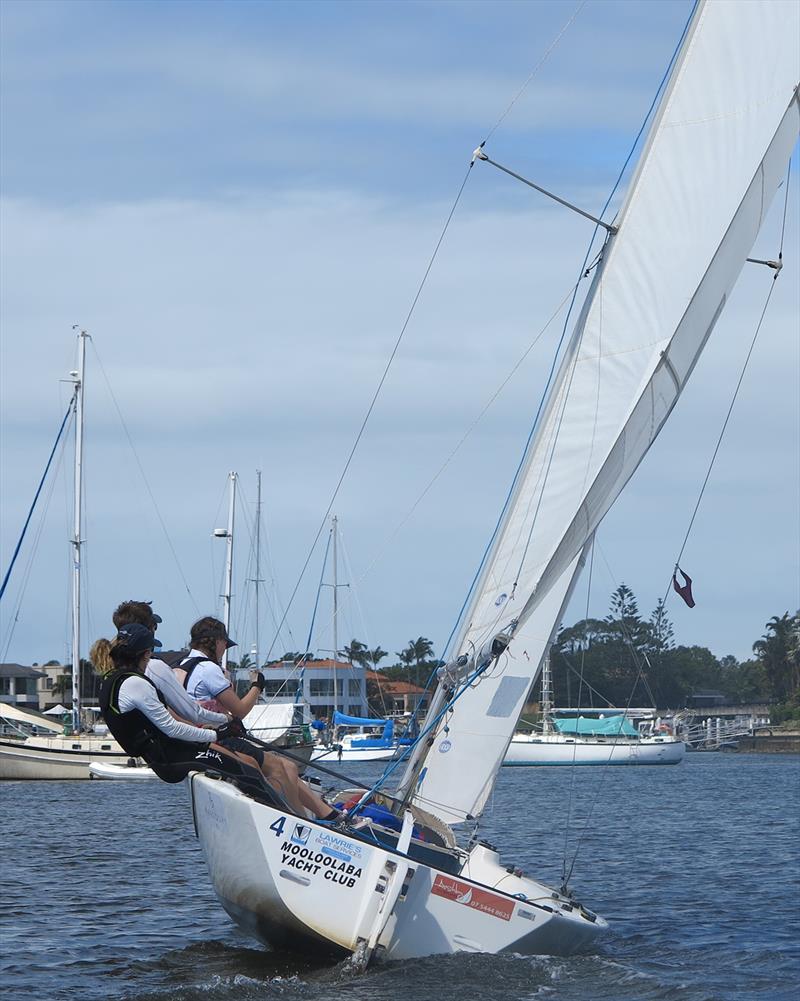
[177,616,265,719]
[109,600,229,730]
[99,623,243,779]
[98,623,339,820]
[177,616,338,821]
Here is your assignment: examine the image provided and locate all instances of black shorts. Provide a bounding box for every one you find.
[217,736,265,766]
[147,739,260,783]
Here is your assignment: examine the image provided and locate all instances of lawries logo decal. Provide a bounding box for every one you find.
[268,815,368,890]
[431,874,514,921]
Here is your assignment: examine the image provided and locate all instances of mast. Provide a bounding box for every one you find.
[540,653,553,735]
[253,470,262,673]
[332,515,339,716]
[70,329,87,735]
[221,471,236,674]
[397,1,800,827]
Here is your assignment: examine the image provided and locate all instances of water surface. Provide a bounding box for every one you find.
[3,753,798,1000]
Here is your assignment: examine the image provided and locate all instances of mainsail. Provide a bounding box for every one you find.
[400,0,800,826]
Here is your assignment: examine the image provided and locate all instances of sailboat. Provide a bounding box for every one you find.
[311,711,417,763]
[0,331,134,779]
[307,516,412,763]
[188,1,798,961]
[503,655,686,766]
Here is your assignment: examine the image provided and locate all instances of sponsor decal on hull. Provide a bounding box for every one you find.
[431,874,514,921]
[280,841,364,888]
[267,816,370,890]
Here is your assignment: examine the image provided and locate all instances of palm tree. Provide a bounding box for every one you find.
[344,639,369,668]
[367,646,388,669]
[396,646,415,665]
[399,637,435,688]
[753,612,797,702]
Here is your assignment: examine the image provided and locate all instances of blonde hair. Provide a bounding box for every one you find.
[90,637,115,676]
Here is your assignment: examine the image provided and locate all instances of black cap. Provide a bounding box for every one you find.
[190,617,237,649]
[116,622,162,654]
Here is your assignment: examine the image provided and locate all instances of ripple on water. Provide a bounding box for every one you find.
[2,754,799,1001]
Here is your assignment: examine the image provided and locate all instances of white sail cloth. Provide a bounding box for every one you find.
[404,0,800,826]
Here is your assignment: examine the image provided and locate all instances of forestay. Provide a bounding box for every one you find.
[402,0,800,827]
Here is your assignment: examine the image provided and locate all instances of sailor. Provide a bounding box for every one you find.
[99,622,337,819]
[175,616,263,718]
[98,622,264,785]
[175,615,338,821]
[92,599,230,731]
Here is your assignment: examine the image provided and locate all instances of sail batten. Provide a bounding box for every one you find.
[400,0,800,826]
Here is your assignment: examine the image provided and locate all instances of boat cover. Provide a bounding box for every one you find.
[554,716,639,737]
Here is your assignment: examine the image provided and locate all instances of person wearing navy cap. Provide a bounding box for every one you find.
[109,600,229,731]
[177,615,336,821]
[95,611,338,820]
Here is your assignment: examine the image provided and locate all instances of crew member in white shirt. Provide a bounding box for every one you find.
[96,603,337,820]
[179,616,336,821]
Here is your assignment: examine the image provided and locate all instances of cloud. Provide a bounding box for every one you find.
[1,179,797,665]
[1,0,797,668]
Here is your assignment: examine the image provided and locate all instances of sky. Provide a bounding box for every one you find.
[1,0,798,674]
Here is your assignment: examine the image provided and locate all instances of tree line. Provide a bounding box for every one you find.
[331,586,800,720]
[55,587,798,722]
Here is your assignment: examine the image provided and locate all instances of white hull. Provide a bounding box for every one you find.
[504,732,685,766]
[310,733,412,763]
[0,736,130,780]
[310,743,400,763]
[89,761,156,780]
[190,773,607,960]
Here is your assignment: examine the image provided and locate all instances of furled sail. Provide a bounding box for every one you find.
[400,0,800,826]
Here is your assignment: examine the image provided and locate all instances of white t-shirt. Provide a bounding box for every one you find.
[117,674,216,744]
[180,648,232,704]
[145,658,228,726]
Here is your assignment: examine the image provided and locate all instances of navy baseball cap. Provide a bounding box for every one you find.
[116,622,162,654]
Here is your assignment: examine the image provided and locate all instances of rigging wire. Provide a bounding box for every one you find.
[370,0,704,819]
[1,421,73,660]
[561,516,744,891]
[355,275,583,597]
[266,0,590,663]
[560,534,594,888]
[265,164,476,659]
[89,342,200,614]
[337,528,392,717]
[482,0,587,145]
[0,392,76,601]
[662,159,794,609]
[508,1,701,595]
[438,1,701,667]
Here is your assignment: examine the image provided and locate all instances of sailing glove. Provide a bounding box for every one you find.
[250,672,266,693]
[217,719,246,741]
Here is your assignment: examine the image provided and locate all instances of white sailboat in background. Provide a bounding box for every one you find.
[0,330,134,779]
[190,0,798,962]
[503,655,686,766]
[308,515,411,763]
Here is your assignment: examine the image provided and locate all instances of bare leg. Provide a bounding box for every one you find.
[209,743,307,816]
[267,753,335,819]
[296,778,338,819]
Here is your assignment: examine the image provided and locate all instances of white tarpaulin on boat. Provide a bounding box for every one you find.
[0,703,64,732]
[405,0,800,826]
[243,701,296,740]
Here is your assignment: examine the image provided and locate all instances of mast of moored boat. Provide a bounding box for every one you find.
[70,329,87,735]
[221,471,236,674]
[540,652,553,736]
[332,515,339,717]
[253,469,262,674]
